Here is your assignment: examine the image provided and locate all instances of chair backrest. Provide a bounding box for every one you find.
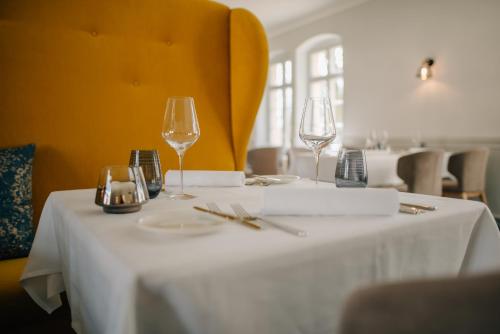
[448,148,489,192]
[397,150,444,196]
[339,271,500,334]
[0,0,268,224]
[247,147,282,175]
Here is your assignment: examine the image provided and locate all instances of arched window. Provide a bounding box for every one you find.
[296,34,343,151]
[308,45,343,127]
[250,34,343,152]
[250,52,293,149]
[268,59,293,147]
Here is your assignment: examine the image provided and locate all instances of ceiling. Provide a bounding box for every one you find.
[216,0,356,31]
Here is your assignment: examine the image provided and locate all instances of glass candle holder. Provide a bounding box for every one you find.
[95,165,149,213]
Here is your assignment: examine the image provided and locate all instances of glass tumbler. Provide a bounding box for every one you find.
[335,148,368,188]
[129,150,163,199]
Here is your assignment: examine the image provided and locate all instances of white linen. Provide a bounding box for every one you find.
[165,170,245,187]
[21,182,500,334]
[289,152,404,186]
[261,186,399,216]
[364,150,404,186]
[290,150,454,186]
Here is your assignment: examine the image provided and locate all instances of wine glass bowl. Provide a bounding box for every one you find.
[161,96,200,200]
[299,97,337,183]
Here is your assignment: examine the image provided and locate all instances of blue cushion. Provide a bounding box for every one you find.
[0,144,35,260]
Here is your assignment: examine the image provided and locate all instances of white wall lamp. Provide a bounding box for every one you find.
[417,58,434,80]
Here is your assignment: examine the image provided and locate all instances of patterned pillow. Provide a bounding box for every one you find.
[0,144,36,260]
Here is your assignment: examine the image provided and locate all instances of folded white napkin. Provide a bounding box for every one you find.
[165,170,245,187]
[261,187,399,216]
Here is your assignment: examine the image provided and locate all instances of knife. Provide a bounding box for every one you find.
[399,204,423,215]
[400,202,437,211]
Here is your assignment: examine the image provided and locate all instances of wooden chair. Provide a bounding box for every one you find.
[443,148,490,203]
[247,147,283,175]
[397,150,444,196]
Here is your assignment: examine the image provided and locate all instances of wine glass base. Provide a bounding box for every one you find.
[167,193,196,200]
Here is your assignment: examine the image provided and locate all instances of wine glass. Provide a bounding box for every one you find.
[161,97,200,199]
[380,130,389,150]
[299,97,336,184]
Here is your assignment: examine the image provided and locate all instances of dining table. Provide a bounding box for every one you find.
[21,180,500,334]
[289,149,455,186]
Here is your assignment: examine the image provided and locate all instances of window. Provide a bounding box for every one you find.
[250,35,344,152]
[308,45,344,132]
[267,60,293,147]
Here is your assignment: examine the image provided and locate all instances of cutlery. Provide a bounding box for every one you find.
[252,175,282,182]
[207,202,222,213]
[246,175,283,186]
[399,204,423,215]
[400,202,437,211]
[245,178,272,186]
[193,206,262,230]
[230,203,307,237]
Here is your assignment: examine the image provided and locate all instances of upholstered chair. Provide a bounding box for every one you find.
[339,271,500,334]
[443,148,490,203]
[397,151,444,196]
[247,147,283,175]
[0,0,268,331]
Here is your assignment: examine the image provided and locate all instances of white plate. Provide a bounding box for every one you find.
[259,175,301,184]
[137,213,223,236]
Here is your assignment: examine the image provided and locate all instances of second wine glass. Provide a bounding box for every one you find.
[162,96,200,200]
[299,97,336,184]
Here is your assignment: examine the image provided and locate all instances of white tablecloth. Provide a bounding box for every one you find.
[289,150,455,186]
[21,181,500,334]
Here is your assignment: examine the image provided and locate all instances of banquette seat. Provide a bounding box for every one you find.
[0,0,268,330]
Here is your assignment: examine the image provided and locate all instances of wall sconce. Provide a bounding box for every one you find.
[417,58,434,80]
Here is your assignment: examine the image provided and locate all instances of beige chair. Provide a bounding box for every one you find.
[247,147,283,175]
[397,150,444,196]
[339,271,500,334]
[443,148,490,203]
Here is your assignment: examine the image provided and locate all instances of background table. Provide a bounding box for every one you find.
[22,182,500,334]
[289,149,454,186]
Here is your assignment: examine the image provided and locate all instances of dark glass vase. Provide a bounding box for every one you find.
[335,149,368,188]
[129,150,163,199]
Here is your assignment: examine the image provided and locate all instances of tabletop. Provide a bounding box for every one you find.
[289,149,455,186]
[21,181,500,334]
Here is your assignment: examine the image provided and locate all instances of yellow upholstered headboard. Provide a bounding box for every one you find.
[0,0,268,224]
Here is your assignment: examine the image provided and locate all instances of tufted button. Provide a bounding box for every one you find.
[90,30,98,37]
[165,40,173,46]
[132,80,140,87]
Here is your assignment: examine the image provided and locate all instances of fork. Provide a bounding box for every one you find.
[230,203,307,237]
[207,202,262,229]
[207,202,222,213]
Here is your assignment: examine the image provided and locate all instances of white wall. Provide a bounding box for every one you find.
[268,0,500,216]
[269,0,500,141]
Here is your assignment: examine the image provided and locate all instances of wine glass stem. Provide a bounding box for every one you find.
[178,152,185,195]
[314,149,321,184]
